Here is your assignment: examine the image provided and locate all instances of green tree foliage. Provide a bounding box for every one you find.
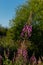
[1,0,42,56]
[8,0,43,55]
[9,0,43,41]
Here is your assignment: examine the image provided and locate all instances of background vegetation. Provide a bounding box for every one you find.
[0,0,43,60]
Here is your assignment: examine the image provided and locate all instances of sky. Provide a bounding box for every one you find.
[0,0,26,27]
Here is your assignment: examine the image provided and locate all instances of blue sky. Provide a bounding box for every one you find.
[0,0,26,27]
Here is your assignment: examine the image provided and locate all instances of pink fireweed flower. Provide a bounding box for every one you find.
[26,26,29,30]
[21,24,32,38]
[15,40,29,65]
[15,46,28,64]
[15,47,23,61]
[22,27,25,32]
[17,48,22,55]
[30,55,36,63]
[28,27,32,32]
[22,49,27,57]
[22,49,28,62]
[21,32,24,37]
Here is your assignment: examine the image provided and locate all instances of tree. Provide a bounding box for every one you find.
[9,0,43,40]
[7,0,43,55]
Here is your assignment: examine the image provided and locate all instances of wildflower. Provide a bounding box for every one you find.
[22,49,28,62]
[21,24,32,38]
[30,54,36,65]
[15,42,28,65]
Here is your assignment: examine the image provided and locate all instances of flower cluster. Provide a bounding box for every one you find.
[22,49,27,57]
[21,24,32,38]
[30,55,36,64]
[17,47,28,60]
[22,49,28,62]
[15,42,28,65]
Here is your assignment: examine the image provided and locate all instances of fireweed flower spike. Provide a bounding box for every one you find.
[15,42,28,65]
[21,24,32,38]
[21,11,32,39]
